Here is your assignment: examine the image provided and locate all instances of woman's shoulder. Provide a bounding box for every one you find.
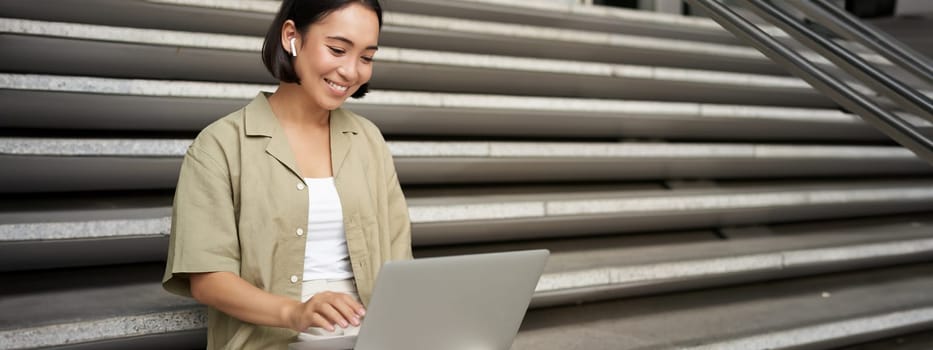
[189,103,249,155]
[192,93,271,152]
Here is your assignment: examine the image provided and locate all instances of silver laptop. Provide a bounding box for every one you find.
[289,249,549,350]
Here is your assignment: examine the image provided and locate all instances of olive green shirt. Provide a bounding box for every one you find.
[162,92,413,349]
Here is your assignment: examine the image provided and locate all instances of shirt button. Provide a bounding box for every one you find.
[297,183,305,190]
[290,275,299,283]
[296,228,304,236]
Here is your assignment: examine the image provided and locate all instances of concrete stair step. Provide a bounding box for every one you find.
[0,1,883,76]
[364,12,810,76]
[513,262,933,350]
[3,181,933,269]
[0,263,202,350]
[0,0,273,36]
[0,0,752,44]
[376,12,908,85]
[833,329,933,349]
[161,0,877,58]
[4,0,899,81]
[419,214,933,307]
[0,191,172,271]
[2,136,930,192]
[6,74,915,141]
[407,180,933,244]
[391,141,930,184]
[2,215,931,349]
[0,18,842,107]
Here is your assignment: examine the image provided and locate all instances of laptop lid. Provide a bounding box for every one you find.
[290,249,549,350]
[353,249,549,350]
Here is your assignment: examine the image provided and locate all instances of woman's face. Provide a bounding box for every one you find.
[288,3,380,111]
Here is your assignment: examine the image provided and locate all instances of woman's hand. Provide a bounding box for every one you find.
[189,272,366,332]
[284,291,367,332]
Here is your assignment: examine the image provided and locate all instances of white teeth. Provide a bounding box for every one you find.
[325,79,348,91]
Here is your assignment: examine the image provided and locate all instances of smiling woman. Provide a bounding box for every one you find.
[262,0,382,102]
[161,0,413,349]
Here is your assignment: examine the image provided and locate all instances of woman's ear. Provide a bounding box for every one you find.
[281,20,299,57]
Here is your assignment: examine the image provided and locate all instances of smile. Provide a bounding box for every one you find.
[325,78,349,92]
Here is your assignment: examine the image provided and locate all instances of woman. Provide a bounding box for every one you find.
[162,0,412,348]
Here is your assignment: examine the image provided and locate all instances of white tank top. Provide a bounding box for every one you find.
[302,177,354,281]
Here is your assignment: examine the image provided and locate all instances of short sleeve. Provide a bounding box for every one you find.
[162,144,240,297]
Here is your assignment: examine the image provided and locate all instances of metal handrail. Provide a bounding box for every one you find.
[791,0,933,84]
[744,0,933,122]
[683,0,933,165]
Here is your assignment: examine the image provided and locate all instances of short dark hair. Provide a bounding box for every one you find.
[262,0,383,99]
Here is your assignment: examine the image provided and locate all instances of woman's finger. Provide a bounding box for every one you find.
[317,303,350,329]
[331,298,362,326]
[309,312,335,332]
[340,294,366,317]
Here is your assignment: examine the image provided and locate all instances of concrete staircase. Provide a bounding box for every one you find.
[1,0,932,349]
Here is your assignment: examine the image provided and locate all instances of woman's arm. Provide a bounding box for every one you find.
[386,171,413,260]
[379,134,413,261]
[190,271,366,332]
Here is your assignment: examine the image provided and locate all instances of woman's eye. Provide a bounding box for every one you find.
[361,56,374,63]
[328,47,346,55]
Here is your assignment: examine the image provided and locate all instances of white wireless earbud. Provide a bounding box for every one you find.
[290,38,297,57]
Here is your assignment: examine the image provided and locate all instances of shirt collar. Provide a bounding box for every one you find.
[243,92,359,136]
[243,92,359,178]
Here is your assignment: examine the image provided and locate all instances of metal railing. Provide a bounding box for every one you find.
[791,0,933,84]
[684,0,933,165]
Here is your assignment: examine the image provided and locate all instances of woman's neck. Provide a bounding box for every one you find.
[267,83,330,128]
